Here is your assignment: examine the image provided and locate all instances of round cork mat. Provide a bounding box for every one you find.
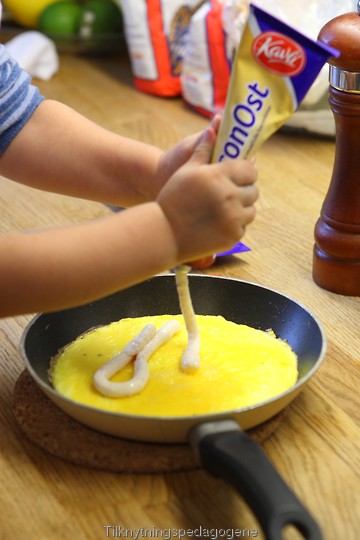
[12,370,286,474]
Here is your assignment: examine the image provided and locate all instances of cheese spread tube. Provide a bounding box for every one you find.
[213,3,339,162]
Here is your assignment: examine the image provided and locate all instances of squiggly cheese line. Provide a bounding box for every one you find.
[175,265,201,372]
[93,320,181,397]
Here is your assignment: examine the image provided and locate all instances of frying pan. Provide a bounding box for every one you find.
[20,274,326,540]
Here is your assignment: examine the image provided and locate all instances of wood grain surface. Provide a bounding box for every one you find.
[0,52,359,540]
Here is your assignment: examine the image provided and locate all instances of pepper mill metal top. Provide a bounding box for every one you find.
[318,6,360,92]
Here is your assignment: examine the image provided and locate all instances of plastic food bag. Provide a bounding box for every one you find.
[212,4,338,162]
[264,0,357,136]
[180,0,231,117]
[181,0,247,115]
[181,0,357,136]
[211,3,338,257]
[119,0,205,96]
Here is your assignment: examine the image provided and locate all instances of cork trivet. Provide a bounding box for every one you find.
[12,370,286,474]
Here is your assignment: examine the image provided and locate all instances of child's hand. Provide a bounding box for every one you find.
[155,117,222,197]
[156,122,258,263]
[153,132,204,197]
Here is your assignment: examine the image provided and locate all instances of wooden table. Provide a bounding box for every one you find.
[0,52,359,540]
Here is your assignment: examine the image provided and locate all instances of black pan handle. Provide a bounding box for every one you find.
[189,420,323,540]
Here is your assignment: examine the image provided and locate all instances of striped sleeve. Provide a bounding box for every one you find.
[0,44,45,155]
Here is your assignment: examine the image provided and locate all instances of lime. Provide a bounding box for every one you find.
[39,1,83,35]
[81,0,123,35]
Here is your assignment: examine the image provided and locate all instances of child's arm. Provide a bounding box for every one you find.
[0,124,258,318]
[0,100,199,207]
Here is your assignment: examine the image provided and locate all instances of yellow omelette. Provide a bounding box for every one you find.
[50,315,298,417]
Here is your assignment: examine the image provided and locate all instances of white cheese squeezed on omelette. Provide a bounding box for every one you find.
[50,314,298,417]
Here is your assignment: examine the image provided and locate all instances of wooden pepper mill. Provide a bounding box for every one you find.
[313,4,360,296]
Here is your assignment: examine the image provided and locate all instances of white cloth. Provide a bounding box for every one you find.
[5,31,59,81]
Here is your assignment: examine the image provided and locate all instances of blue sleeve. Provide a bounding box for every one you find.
[0,44,45,155]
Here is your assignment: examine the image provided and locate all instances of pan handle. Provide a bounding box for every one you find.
[189,420,323,540]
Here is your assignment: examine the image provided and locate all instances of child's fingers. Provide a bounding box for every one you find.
[218,158,258,188]
[238,183,259,206]
[187,115,223,167]
[187,126,217,166]
[210,114,222,135]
